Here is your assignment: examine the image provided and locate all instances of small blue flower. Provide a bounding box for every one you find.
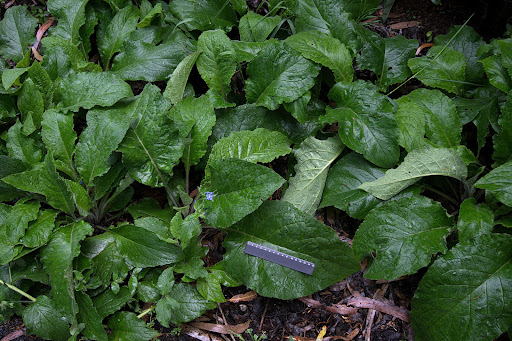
[205,191,215,201]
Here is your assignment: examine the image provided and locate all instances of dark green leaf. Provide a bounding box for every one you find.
[480,55,512,93]
[40,36,91,81]
[41,109,77,176]
[292,0,378,27]
[53,72,132,112]
[357,35,417,90]
[493,92,512,166]
[196,273,225,302]
[197,158,285,228]
[168,0,237,32]
[47,0,88,45]
[22,295,70,341]
[23,209,58,248]
[475,160,512,207]
[359,147,467,200]
[17,78,44,129]
[353,196,453,279]
[169,213,201,250]
[320,152,385,219]
[224,201,360,299]
[6,120,43,164]
[156,283,216,327]
[111,225,183,267]
[127,198,174,224]
[137,2,161,28]
[457,198,494,243]
[107,311,159,341]
[411,234,512,341]
[76,291,108,341]
[245,42,320,110]
[323,80,399,168]
[283,136,343,215]
[111,40,190,82]
[0,6,38,63]
[239,12,281,42]
[93,286,133,319]
[41,221,93,319]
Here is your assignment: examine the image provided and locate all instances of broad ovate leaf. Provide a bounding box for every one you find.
[408,46,466,94]
[285,31,353,83]
[457,198,494,243]
[359,147,467,200]
[0,6,38,63]
[475,160,512,207]
[107,311,159,341]
[168,0,237,32]
[41,109,76,176]
[76,107,132,185]
[357,35,418,90]
[323,80,399,168]
[197,158,285,228]
[320,152,385,219]
[223,201,360,299]
[245,42,320,110]
[47,0,88,45]
[111,40,190,82]
[353,196,453,280]
[196,29,237,99]
[53,72,132,112]
[41,221,93,320]
[396,88,462,148]
[283,136,343,215]
[208,128,291,164]
[411,234,512,341]
[23,295,70,341]
[239,12,281,42]
[480,55,512,93]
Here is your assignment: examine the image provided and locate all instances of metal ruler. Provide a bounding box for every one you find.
[244,241,315,275]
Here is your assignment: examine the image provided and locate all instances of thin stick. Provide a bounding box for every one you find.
[0,279,36,302]
[217,302,236,341]
[258,299,268,333]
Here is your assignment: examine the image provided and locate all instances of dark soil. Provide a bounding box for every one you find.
[1,0,512,340]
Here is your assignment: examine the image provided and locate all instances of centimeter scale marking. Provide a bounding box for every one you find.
[244,241,315,275]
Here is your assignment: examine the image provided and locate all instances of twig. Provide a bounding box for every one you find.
[258,299,268,333]
[0,279,36,302]
[217,303,236,341]
[346,296,409,322]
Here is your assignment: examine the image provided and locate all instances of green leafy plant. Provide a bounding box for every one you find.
[0,0,511,340]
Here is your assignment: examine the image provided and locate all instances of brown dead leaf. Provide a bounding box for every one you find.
[346,296,409,322]
[189,320,251,335]
[181,325,224,341]
[389,21,419,30]
[228,290,257,303]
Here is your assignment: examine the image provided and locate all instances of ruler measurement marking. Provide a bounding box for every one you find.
[244,241,315,275]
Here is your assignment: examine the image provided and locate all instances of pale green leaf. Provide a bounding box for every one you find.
[196,273,225,302]
[53,72,132,112]
[245,41,320,110]
[197,158,285,228]
[411,234,512,341]
[224,201,360,299]
[285,31,353,83]
[239,12,281,42]
[353,196,453,280]
[41,221,93,319]
[0,6,38,63]
[475,160,512,207]
[323,80,399,168]
[163,50,201,105]
[1,67,28,89]
[283,136,343,215]
[359,147,468,200]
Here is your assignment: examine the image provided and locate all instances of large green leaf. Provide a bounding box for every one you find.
[41,221,93,320]
[92,286,133,319]
[411,234,512,341]
[48,0,88,45]
[156,283,216,327]
[111,224,183,267]
[168,0,237,32]
[41,109,77,176]
[111,40,190,82]
[0,6,38,63]
[6,120,43,165]
[0,155,28,202]
[119,84,185,187]
[319,152,385,219]
[357,35,417,90]
[196,30,237,99]
[239,12,281,42]
[245,42,320,110]
[209,128,291,164]
[97,5,140,68]
[475,160,512,207]
[3,154,76,215]
[22,295,70,341]
[107,311,159,341]
[396,88,462,148]
[457,198,494,243]
[480,55,512,93]
[285,31,353,83]
[359,147,467,200]
[353,196,453,280]
[408,46,466,94]
[53,72,132,112]
[223,201,360,299]
[23,209,58,248]
[76,107,132,185]
[197,158,285,228]
[40,35,91,80]
[434,25,486,84]
[322,80,399,168]
[76,291,108,341]
[163,50,202,105]
[283,136,343,215]
[169,95,215,166]
[17,78,44,129]
[493,92,512,166]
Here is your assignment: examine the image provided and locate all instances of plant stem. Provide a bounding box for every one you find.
[137,306,155,319]
[0,279,36,302]
[423,185,459,206]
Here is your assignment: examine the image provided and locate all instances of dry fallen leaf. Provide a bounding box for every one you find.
[228,290,257,303]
